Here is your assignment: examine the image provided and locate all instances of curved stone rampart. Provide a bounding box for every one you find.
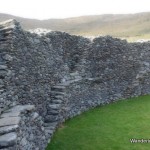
[0,19,150,149]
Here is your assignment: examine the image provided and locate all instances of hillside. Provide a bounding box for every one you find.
[0,12,150,41]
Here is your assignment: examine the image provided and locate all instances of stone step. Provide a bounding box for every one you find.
[0,125,18,135]
[44,115,59,123]
[51,95,64,100]
[59,81,70,86]
[51,100,62,104]
[44,128,54,135]
[70,72,79,76]
[44,122,58,128]
[47,110,59,115]
[48,104,61,110]
[51,86,65,92]
[0,132,17,148]
[51,91,65,96]
[0,117,21,127]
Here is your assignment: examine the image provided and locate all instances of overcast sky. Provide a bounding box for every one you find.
[0,0,150,20]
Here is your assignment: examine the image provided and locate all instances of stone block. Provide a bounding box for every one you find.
[0,132,17,148]
[5,105,35,113]
[0,117,21,127]
[0,125,18,135]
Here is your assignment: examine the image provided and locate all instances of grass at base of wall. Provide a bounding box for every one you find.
[46,95,150,150]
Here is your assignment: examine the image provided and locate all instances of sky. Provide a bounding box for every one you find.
[0,0,150,20]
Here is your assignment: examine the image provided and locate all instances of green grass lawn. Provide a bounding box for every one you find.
[46,95,150,150]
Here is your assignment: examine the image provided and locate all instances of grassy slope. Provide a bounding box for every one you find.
[1,12,150,41]
[46,95,150,150]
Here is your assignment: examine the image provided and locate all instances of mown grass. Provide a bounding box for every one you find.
[46,95,150,150]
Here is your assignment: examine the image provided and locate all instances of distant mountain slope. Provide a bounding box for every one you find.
[0,12,150,41]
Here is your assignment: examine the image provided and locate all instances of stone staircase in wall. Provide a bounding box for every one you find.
[69,71,82,82]
[0,105,35,149]
[43,71,83,141]
[61,71,82,85]
[44,84,66,141]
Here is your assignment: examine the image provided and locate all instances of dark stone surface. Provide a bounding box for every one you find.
[0,19,150,150]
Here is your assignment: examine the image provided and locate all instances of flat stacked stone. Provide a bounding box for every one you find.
[0,105,34,149]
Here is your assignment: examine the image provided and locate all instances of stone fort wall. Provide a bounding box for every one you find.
[0,19,150,150]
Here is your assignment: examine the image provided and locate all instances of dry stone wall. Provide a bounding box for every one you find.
[0,19,150,150]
